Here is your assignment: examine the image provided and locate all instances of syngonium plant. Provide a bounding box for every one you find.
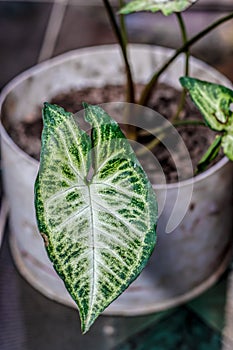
[35,103,158,333]
[34,0,233,333]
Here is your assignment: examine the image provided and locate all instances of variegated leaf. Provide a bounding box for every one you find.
[180,77,233,162]
[35,103,157,333]
[180,77,233,131]
[222,134,233,161]
[120,0,197,16]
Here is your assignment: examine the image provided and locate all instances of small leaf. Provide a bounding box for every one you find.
[120,0,198,16]
[222,133,233,161]
[35,103,157,333]
[180,77,233,162]
[196,135,222,173]
[180,77,233,132]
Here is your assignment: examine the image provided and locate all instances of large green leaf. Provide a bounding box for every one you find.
[120,0,198,16]
[35,103,157,333]
[180,77,233,161]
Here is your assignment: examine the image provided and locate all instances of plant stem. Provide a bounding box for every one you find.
[137,119,206,156]
[102,0,135,103]
[176,12,189,76]
[139,12,233,106]
[173,119,206,127]
[119,0,127,49]
[136,135,162,157]
[139,119,206,137]
[172,12,189,121]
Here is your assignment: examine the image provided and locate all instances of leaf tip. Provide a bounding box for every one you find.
[43,102,57,114]
[118,8,128,15]
[81,322,91,335]
[80,311,98,335]
[42,102,56,121]
[82,102,90,109]
[42,102,72,127]
[43,101,51,108]
[179,76,195,90]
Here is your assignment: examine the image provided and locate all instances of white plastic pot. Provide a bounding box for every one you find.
[0,45,232,315]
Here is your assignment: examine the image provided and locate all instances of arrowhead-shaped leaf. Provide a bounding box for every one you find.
[180,77,233,162]
[120,0,198,16]
[180,77,233,131]
[35,103,157,333]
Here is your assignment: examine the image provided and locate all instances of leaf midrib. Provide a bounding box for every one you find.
[86,183,97,322]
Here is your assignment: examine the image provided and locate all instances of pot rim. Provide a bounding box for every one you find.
[0,43,231,188]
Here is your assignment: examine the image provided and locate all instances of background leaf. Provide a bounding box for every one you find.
[196,135,222,173]
[180,77,233,162]
[180,77,233,131]
[120,0,198,16]
[222,134,233,161]
[35,103,157,333]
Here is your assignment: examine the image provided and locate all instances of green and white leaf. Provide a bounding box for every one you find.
[180,77,233,162]
[222,133,233,161]
[120,0,198,16]
[35,103,157,333]
[180,77,233,131]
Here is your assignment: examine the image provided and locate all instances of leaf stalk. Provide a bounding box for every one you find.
[139,12,233,106]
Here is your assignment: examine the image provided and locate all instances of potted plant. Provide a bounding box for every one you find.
[0,0,233,334]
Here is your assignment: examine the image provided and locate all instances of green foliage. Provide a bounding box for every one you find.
[196,135,222,173]
[120,0,198,16]
[180,77,233,161]
[35,103,157,333]
[34,0,233,334]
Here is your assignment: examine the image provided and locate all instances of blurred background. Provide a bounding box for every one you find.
[0,1,233,349]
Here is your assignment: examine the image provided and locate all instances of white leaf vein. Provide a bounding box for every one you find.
[91,198,143,237]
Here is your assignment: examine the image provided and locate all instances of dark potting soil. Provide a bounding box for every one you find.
[3,84,221,184]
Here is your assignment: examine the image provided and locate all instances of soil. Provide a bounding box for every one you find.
[3,84,221,184]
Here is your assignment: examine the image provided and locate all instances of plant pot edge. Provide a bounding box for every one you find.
[0,43,231,188]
